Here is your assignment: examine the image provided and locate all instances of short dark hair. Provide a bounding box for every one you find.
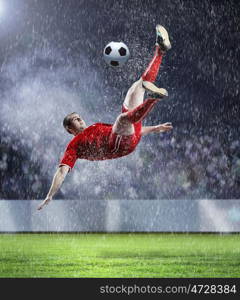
[63,112,77,133]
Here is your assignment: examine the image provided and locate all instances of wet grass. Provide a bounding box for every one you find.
[0,233,240,277]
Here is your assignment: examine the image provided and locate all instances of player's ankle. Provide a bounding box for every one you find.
[155,43,166,55]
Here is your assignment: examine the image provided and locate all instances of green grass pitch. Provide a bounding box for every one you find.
[0,233,240,278]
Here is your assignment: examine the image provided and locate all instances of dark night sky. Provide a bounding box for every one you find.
[0,0,239,200]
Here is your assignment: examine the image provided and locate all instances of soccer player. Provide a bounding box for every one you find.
[38,25,173,210]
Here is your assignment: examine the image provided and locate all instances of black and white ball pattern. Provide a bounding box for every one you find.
[103,41,130,67]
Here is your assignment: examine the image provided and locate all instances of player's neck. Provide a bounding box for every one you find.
[74,128,85,136]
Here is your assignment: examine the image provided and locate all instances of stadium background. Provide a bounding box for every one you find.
[0,0,240,232]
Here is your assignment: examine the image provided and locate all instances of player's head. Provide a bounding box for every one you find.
[63,112,87,135]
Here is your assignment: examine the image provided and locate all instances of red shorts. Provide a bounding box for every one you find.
[108,105,142,158]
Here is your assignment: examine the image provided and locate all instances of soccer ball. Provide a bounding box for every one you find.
[103,41,130,67]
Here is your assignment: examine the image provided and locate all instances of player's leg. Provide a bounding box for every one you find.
[122,78,145,112]
[113,96,165,136]
[123,25,171,111]
[142,25,171,82]
[113,25,171,136]
[122,48,163,112]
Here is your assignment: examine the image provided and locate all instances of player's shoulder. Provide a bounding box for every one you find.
[65,136,78,149]
[66,131,85,148]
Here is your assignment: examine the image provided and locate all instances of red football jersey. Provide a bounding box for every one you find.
[60,122,142,170]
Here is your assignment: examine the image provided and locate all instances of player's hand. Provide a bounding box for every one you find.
[154,122,173,133]
[37,196,52,210]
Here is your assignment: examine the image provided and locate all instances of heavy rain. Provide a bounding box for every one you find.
[0,0,239,231]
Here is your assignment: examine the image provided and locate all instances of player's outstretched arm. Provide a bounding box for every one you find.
[37,165,70,210]
[141,123,173,136]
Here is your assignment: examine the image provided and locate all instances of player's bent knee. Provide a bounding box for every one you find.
[113,113,134,135]
[115,112,132,127]
[118,112,129,122]
[130,78,143,91]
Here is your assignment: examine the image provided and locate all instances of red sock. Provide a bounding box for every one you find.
[127,98,158,124]
[142,45,163,83]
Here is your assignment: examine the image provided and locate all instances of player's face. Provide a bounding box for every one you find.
[69,113,87,135]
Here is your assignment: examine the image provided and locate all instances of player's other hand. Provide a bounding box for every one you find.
[37,196,52,211]
[155,122,173,133]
